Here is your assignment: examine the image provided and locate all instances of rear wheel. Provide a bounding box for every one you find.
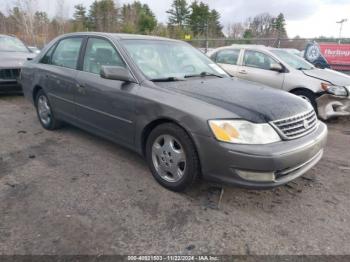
[35,90,62,130]
[146,123,200,192]
[292,89,318,113]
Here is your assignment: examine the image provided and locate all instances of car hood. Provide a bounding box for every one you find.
[0,51,36,68]
[155,77,312,123]
[302,68,350,86]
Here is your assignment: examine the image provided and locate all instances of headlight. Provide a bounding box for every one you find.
[209,120,281,144]
[321,83,348,96]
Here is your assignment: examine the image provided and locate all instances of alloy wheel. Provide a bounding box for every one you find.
[37,95,52,126]
[151,134,186,183]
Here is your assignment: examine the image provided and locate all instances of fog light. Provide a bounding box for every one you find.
[236,170,276,182]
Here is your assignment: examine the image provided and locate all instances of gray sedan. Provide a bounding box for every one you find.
[20,33,327,191]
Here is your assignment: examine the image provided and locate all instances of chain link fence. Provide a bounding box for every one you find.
[186,38,350,53]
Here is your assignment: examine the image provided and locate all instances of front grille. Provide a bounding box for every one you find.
[271,110,318,140]
[0,69,20,80]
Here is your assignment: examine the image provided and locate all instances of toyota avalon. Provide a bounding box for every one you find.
[20,33,327,191]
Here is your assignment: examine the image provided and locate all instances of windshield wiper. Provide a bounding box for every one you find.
[184,71,224,79]
[151,76,185,82]
[296,67,310,70]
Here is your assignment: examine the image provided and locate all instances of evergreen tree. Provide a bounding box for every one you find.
[208,9,223,37]
[188,1,210,36]
[121,1,157,34]
[273,13,287,38]
[88,0,118,32]
[73,4,88,31]
[188,1,223,38]
[166,0,190,28]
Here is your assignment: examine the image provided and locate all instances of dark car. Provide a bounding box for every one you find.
[0,34,36,93]
[20,33,327,191]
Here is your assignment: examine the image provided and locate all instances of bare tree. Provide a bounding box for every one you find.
[226,22,245,39]
[55,0,68,34]
[10,0,38,45]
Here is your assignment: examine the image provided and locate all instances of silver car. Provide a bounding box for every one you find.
[0,34,36,93]
[208,45,350,120]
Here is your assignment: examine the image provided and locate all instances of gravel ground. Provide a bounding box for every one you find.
[0,95,349,255]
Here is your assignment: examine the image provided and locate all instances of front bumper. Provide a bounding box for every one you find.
[0,80,22,94]
[193,122,328,189]
[317,94,350,120]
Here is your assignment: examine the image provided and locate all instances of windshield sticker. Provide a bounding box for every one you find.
[209,63,226,74]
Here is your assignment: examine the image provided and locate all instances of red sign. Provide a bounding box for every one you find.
[319,43,350,71]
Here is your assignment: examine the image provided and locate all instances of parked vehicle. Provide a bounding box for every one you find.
[208,45,350,120]
[27,46,41,54]
[0,34,36,93]
[21,33,327,191]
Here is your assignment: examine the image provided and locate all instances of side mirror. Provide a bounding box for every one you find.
[100,66,135,82]
[270,63,283,72]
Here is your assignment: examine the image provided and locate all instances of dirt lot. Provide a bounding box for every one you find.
[0,95,349,255]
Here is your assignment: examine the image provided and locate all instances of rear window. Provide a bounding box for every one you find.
[0,36,29,52]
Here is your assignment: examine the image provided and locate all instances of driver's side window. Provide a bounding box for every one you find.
[83,38,126,75]
[243,50,276,70]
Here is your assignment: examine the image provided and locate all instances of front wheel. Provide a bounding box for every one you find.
[145,123,200,192]
[292,89,318,113]
[35,90,62,130]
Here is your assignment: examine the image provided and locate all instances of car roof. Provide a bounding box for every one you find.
[0,34,18,38]
[56,32,182,42]
[230,44,268,50]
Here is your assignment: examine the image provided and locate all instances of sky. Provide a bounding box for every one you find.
[1,0,350,38]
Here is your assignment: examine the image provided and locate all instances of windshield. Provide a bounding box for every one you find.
[271,49,314,70]
[0,36,29,52]
[122,39,228,80]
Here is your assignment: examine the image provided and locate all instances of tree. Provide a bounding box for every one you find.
[243,29,253,39]
[208,9,223,38]
[138,3,157,33]
[55,0,68,34]
[227,22,245,39]
[188,1,210,37]
[273,13,287,38]
[34,11,49,45]
[88,0,119,32]
[73,4,88,31]
[121,1,157,34]
[188,1,223,38]
[9,0,37,45]
[166,0,190,29]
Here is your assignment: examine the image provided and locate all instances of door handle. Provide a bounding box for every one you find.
[238,70,247,75]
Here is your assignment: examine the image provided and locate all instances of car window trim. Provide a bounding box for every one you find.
[49,36,85,70]
[242,49,280,71]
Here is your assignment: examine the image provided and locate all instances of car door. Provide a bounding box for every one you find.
[214,49,241,77]
[40,37,84,119]
[75,37,138,145]
[237,49,285,89]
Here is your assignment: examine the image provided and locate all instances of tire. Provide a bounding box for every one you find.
[145,123,200,192]
[292,89,318,113]
[35,89,62,130]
